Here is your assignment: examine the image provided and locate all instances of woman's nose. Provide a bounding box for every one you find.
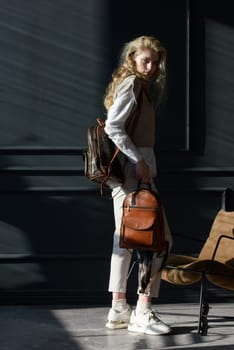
[147,62,152,71]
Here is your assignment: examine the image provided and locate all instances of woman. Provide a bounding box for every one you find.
[104,35,173,335]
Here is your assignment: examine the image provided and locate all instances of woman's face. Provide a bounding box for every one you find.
[133,48,160,80]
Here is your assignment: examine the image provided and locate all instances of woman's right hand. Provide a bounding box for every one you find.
[135,159,150,183]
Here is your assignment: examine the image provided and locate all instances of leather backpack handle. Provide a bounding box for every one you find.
[137,181,152,191]
[130,182,152,206]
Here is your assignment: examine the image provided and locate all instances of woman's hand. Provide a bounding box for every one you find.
[135,159,150,183]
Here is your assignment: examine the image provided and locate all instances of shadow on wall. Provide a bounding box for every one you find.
[0,154,114,300]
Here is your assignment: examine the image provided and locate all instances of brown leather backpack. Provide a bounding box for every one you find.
[120,184,166,252]
[83,118,124,192]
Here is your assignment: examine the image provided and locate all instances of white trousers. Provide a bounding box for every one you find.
[108,159,172,298]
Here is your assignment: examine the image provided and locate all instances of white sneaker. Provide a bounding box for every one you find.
[106,305,132,329]
[128,309,171,335]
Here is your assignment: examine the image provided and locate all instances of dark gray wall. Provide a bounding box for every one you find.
[0,0,233,305]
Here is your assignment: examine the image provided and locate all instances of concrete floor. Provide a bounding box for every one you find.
[0,303,234,350]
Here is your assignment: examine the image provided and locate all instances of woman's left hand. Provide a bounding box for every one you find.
[135,159,150,183]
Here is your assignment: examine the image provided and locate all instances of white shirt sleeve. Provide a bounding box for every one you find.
[104,78,143,164]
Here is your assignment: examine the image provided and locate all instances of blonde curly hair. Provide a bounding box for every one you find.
[104,35,167,111]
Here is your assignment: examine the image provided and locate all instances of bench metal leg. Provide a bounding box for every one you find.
[198,273,209,335]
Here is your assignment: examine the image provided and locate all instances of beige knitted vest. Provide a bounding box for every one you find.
[125,77,155,147]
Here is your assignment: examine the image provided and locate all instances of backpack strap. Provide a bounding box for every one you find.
[129,242,169,294]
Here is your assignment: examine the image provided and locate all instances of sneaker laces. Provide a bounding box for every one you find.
[145,310,162,324]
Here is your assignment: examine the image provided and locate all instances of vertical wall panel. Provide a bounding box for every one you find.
[0,0,108,146]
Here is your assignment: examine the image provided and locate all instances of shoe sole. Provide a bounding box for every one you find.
[128,324,171,335]
[106,321,129,329]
